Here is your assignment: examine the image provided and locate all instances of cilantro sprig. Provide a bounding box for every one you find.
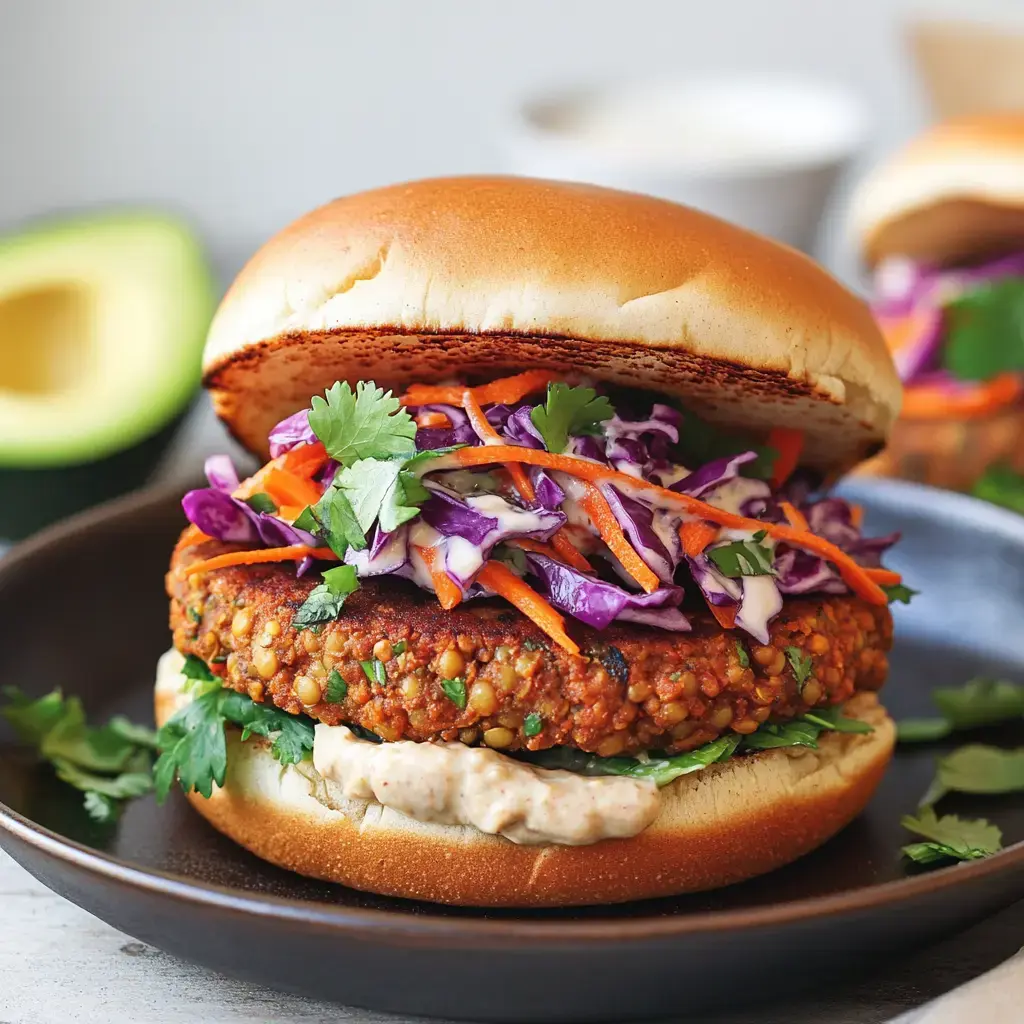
[785,646,813,692]
[973,464,1024,514]
[883,583,918,605]
[154,670,314,801]
[530,383,614,454]
[2,687,158,822]
[292,564,359,631]
[897,677,1024,744]
[943,278,1024,381]
[308,381,416,466]
[901,806,1003,865]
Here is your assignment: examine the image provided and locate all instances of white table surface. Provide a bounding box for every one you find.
[4,843,1024,1024]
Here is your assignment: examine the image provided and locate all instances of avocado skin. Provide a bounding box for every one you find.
[0,410,188,541]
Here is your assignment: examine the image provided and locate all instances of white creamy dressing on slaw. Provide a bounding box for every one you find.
[156,648,660,846]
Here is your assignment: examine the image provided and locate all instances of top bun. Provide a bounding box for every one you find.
[850,114,1024,267]
[204,176,899,474]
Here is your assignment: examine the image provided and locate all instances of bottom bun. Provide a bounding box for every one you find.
[155,679,894,907]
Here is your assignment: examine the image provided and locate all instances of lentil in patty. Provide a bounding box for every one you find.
[169,534,892,757]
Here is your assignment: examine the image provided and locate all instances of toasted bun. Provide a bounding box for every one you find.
[203,176,899,476]
[851,115,1024,266]
[155,668,894,908]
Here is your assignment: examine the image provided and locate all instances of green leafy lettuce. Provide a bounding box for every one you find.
[943,278,1024,381]
[707,532,775,578]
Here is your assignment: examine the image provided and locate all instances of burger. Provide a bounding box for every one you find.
[849,114,1024,492]
[155,176,905,907]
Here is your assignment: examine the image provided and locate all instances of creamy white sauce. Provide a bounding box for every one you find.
[312,724,660,846]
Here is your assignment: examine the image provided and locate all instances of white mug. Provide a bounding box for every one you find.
[499,74,870,253]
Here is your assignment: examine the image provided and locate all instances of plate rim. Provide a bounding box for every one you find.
[3,477,1024,946]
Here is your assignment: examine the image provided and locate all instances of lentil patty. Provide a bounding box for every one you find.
[168,535,893,756]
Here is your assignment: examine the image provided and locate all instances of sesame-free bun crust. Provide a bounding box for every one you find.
[203,176,899,476]
[155,679,894,908]
[851,115,1024,266]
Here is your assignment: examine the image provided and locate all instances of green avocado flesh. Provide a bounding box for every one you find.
[0,212,215,467]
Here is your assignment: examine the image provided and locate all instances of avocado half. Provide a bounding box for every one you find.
[0,212,215,538]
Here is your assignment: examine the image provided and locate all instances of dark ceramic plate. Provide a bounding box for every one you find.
[2,480,1024,1022]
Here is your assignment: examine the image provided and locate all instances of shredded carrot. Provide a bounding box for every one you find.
[679,519,719,558]
[849,504,864,528]
[476,561,579,654]
[401,370,556,409]
[767,428,805,488]
[281,441,328,479]
[579,484,660,594]
[182,545,338,576]
[439,444,894,604]
[901,373,1024,420]
[278,505,306,521]
[548,531,594,572]
[462,388,590,571]
[414,545,463,610]
[864,567,902,586]
[508,536,593,572]
[415,411,452,428]
[779,501,810,533]
[707,601,738,630]
[180,524,210,546]
[262,468,323,510]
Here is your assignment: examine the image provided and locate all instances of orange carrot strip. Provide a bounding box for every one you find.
[707,601,738,630]
[281,441,328,479]
[462,388,590,571]
[415,411,452,428]
[849,504,864,528]
[864,568,902,586]
[779,501,810,533]
[476,561,579,654]
[901,373,1024,420]
[278,505,306,521]
[509,536,594,572]
[180,524,210,546]
[441,445,893,603]
[579,484,660,594]
[401,370,556,408]
[183,546,338,576]
[414,545,463,610]
[767,428,805,488]
[548,531,594,572]
[679,519,719,558]
[262,468,323,510]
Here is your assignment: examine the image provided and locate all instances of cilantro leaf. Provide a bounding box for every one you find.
[181,654,216,684]
[244,492,277,514]
[154,683,315,801]
[972,464,1024,514]
[308,381,416,466]
[326,670,347,703]
[2,687,159,821]
[292,564,360,631]
[336,459,429,534]
[785,646,813,691]
[897,717,954,743]
[944,278,1024,381]
[935,744,1024,796]
[883,584,918,605]
[441,678,467,709]
[524,712,543,738]
[360,659,387,686]
[934,678,1024,731]
[530,383,614,454]
[707,536,775,578]
[734,640,750,669]
[901,806,1002,865]
[301,485,366,559]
